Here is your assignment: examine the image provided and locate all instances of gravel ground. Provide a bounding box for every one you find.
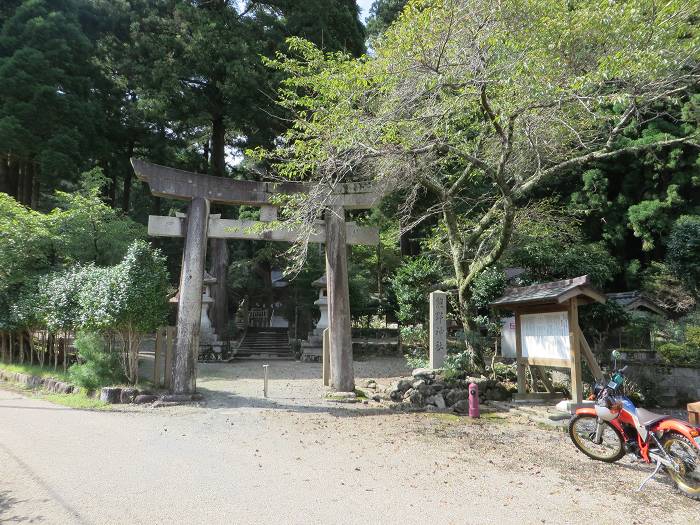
[1,357,697,524]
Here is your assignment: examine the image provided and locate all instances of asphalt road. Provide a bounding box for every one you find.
[1,362,697,524]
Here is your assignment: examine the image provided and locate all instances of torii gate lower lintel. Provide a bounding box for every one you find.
[131,158,380,395]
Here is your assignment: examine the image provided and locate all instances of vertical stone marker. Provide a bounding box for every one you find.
[429,291,447,369]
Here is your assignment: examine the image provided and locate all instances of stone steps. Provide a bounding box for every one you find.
[235,329,292,360]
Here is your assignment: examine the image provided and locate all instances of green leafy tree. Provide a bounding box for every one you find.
[68,331,124,389]
[274,0,366,57]
[0,192,50,293]
[508,240,618,289]
[0,193,51,349]
[40,267,84,335]
[110,240,169,383]
[365,0,407,42]
[666,215,700,297]
[46,168,145,266]
[262,0,699,368]
[392,255,443,325]
[567,93,700,283]
[0,0,100,204]
[641,262,696,315]
[579,301,630,353]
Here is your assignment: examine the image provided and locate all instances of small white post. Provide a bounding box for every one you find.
[429,291,447,369]
[263,364,269,398]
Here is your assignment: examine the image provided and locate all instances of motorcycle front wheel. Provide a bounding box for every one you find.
[568,414,625,463]
[663,432,700,501]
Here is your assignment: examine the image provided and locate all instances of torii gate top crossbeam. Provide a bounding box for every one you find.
[131,158,378,210]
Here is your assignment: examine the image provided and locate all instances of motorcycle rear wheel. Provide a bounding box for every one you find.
[662,432,700,501]
[569,414,625,463]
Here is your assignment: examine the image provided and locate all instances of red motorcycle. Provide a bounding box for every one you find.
[568,362,700,500]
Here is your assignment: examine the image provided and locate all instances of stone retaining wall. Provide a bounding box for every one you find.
[378,368,511,413]
[0,369,77,394]
[623,363,700,407]
[0,369,196,406]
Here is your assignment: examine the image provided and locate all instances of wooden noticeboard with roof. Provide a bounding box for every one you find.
[490,275,605,404]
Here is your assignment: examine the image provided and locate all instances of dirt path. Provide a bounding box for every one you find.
[1,358,697,524]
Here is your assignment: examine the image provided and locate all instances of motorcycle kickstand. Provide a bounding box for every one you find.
[637,459,663,492]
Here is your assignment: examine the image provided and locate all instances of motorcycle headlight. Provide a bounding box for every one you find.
[594,404,619,421]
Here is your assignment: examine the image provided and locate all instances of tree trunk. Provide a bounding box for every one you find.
[457,286,485,371]
[109,166,118,208]
[39,332,45,367]
[16,162,24,204]
[22,161,33,206]
[202,140,210,174]
[442,202,486,371]
[63,332,68,373]
[152,196,162,216]
[122,141,134,212]
[0,154,9,194]
[211,115,226,178]
[209,238,229,336]
[253,260,274,316]
[209,113,229,337]
[7,155,19,200]
[126,328,140,384]
[30,168,40,209]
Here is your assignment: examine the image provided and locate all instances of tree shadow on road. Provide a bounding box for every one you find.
[0,489,42,524]
[195,386,403,418]
[196,356,411,382]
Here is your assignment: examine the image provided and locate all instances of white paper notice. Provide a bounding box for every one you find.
[520,312,571,361]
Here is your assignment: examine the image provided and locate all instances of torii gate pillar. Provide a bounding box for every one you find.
[173,197,210,394]
[325,205,354,392]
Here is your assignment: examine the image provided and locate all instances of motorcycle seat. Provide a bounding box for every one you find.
[636,407,669,427]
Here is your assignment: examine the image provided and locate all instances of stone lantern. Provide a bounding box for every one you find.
[199,271,218,345]
[312,274,329,335]
[300,273,328,362]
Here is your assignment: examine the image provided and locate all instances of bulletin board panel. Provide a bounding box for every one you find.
[519,311,572,368]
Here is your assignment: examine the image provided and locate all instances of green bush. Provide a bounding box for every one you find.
[657,341,700,367]
[656,324,700,366]
[492,362,517,382]
[443,351,472,381]
[392,255,443,325]
[666,215,700,296]
[404,347,428,369]
[623,376,660,407]
[469,266,506,311]
[400,325,428,347]
[68,332,124,390]
[684,326,700,347]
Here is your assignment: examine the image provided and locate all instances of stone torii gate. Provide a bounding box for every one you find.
[131,159,380,395]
